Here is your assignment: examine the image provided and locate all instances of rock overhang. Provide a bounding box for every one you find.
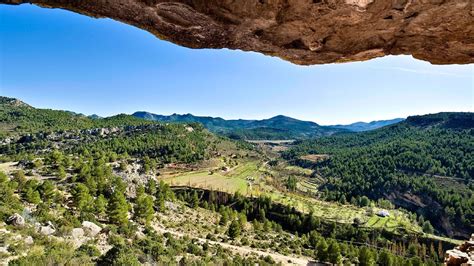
[1,0,473,65]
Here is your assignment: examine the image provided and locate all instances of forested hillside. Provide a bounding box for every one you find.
[133,112,344,140]
[0,98,466,265]
[0,97,225,168]
[284,112,474,238]
[0,97,156,138]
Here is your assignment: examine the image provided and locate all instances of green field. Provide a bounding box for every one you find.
[266,190,422,234]
[162,161,261,194]
[160,160,426,236]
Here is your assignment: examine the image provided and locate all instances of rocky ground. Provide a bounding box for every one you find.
[0,200,313,265]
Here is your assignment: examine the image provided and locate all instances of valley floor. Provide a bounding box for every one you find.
[157,158,460,245]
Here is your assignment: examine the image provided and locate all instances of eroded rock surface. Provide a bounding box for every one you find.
[1,0,472,65]
[445,234,474,266]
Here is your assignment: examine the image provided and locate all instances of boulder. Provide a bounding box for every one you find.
[39,225,55,236]
[71,228,85,239]
[0,245,9,255]
[135,231,146,240]
[82,221,101,237]
[6,213,25,227]
[24,236,34,245]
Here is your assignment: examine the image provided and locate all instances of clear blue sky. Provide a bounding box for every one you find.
[0,4,472,125]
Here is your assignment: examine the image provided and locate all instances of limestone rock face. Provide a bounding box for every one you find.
[1,0,472,65]
[445,234,474,266]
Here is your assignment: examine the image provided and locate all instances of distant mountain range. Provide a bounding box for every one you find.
[330,118,405,132]
[1,96,470,141]
[132,111,405,140]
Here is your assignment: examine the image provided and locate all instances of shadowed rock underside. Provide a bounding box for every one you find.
[1,0,473,65]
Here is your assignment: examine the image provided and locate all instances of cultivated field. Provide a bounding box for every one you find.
[162,161,261,195]
[159,158,427,237]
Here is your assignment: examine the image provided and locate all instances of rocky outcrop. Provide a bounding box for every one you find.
[386,191,470,238]
[1,0,472,65]
[82,221,102,237]
[6,213,25,227]
[38,221,56,236]
[71,228,85,239]
[39,225,56,236]
[445,234,474,266]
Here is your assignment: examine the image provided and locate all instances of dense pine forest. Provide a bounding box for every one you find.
[283,113,474,238]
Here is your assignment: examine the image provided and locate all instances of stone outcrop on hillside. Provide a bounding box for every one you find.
[82,221,102,237]
[445,234,474,266]
[1,0,472,65]
[6,213,25,227]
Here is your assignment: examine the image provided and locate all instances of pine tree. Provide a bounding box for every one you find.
[316,238,328,262]
[359,196,370,207]
[136,185,145,198]
[95,194,108,217]
[57,166,67,180]
[39,180,56,204]
[258,208,266,222]
[220,210,229,225]
[308,231,320,247]
[25,187,41,204]
[227,220,241,239]
[359,247,374,266]
[328,240,342,265]
[339,195,347,205]
[73,183,94,213]
[147,179,157,195]
[108,189,129,226]
[238,213,247,228]
[407,243,418,258]
[135,193,154,225]
[422,221,434,234]
[410,257,422,266]
[286,176,297,191]
[155,189,166,212]
[0,171,21,209]
[378,249,393,266]
[190,190,199,208]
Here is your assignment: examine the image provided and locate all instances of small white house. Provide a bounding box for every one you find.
[377,210,390,217]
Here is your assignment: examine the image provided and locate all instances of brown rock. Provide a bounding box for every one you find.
[445,249,470,265]
[1,0,472,65]
[445,234,474,266]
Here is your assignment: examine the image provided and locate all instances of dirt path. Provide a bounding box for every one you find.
[152,224,312,265]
